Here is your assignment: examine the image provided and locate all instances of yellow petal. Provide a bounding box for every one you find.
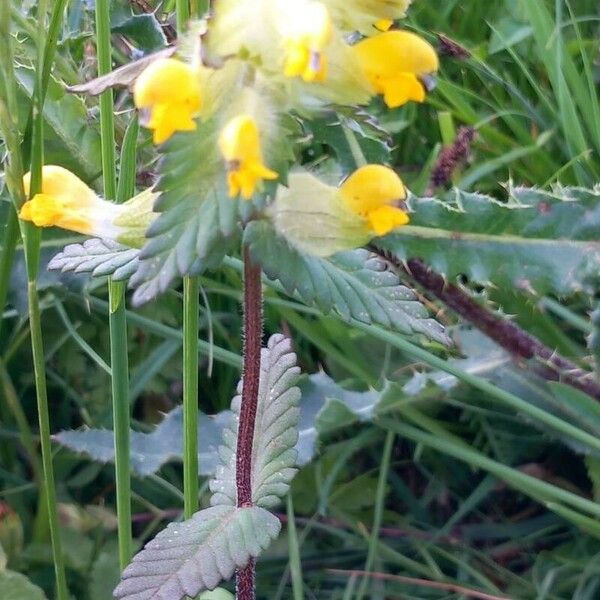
[219,115,262,162]
[382,72,426,108]
[340,164,406,215]
[219,114,278,199]
[134,58,202,109]
[353,30,438,103]
[19,193,92,233]
[374,19,393,32]
[134,58,202,144]
[367,205,409,236]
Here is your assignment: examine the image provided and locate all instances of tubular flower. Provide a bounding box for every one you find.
[352,30,439,108]
[218,115,278,200]
[339,164,409,235]
[279,0,333,82]
[133,58,202,144]
[19,166,157,248]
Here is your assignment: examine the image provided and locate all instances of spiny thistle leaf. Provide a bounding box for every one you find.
[113,505,280,600]
[210,334,301,508]
[47,239,140,281]
[376,186,600,295]
[129,119,242,306]
[244,220,449,344]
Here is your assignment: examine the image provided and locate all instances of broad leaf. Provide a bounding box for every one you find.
[0,571,47,600]
[244,220,448,344]
[114,505,280,600]
[54,407,230,476]
[48,239,140,281]
[16,68,102,182]
[129,119,242,306]
[111,0,167,53]
[376,186,600,295]
[210,334,301,508]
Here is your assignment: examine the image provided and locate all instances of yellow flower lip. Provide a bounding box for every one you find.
[353,30,439,108]
[19,166,100,235]
[133,57,202,144]
[340,164,409,236]
[218,114,278,200]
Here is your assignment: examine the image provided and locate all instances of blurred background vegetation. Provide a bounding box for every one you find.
[2,0,600,598]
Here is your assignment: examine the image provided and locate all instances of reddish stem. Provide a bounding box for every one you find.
[235,245,263,599]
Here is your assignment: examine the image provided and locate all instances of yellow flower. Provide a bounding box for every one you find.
[218,115,278,200]
[133,58,202,144]
[19,166,157,247]
[353,30,439,108]
[280,1,333,82]
[339,164,409,235]
[374,19,393,31]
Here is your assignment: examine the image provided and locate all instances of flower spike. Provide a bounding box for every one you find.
[218,115,278,200]
[133,58,202,144]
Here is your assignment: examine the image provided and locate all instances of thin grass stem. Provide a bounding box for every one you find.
[183,275,200,518]
[95,0,133,568]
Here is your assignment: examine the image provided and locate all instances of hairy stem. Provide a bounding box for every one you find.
[399,255,600,401]
[235,245,263,599]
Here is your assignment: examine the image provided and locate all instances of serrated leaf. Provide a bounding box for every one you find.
[244,220,448,344]
[114,505,280,600]
[0,570,47,600]
[48,238,140,281]
[53,407,230,476]
[376,186,600,295]
[210,334,301,508]
[130,118,242,306]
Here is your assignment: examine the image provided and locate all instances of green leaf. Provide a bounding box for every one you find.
[376,186,600,295]
[306,110,391,171]
[48,239,140,281]
[244,220,448,344]
[199,589,234,600]
[210,334,301,508]
[0,570,48,600]
[15,67,102,182]
[113,505,280,600]
[130,119,242,306]
[53,407,231,476]
[89,542,120,600]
